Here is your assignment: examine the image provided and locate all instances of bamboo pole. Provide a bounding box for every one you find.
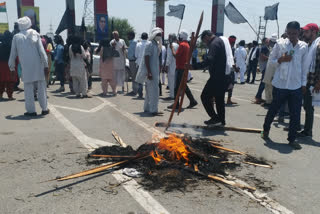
[210,144,246,155]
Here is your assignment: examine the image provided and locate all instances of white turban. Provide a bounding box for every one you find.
[17,16,32,31]
[270,33,278,42]
[179,30,188,41]
[149,27,163,41]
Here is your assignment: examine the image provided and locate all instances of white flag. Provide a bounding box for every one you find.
[167,4,185,20]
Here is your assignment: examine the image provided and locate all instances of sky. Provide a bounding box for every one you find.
[1,0,319,43]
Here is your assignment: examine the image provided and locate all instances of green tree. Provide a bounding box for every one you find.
[108,17,135,45]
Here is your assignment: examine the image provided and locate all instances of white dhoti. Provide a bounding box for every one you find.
[72,75,87,96]
[167,67,176,98]
[144,79,159,113]
[24,80,47,113]
[115,69,126,87]
[239,65,246,83]
[264,83,273,104]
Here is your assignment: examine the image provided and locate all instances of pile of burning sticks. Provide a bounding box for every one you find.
[49,133,272,192]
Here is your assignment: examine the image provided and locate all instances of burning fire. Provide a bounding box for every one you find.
[151,135,190,165]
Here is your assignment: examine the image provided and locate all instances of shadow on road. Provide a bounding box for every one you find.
[263,139,293,154]
[5,115,45,121]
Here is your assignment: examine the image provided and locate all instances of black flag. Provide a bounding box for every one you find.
[264,3,279,21]
[224,2,247,24]
[55,7,74,35]
[167,4,186,20]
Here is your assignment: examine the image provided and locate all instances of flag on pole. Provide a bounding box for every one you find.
[0,2,7,13]
[167,4,185,20]
[264,3,279,20]
[224,2,247,24]
[55,7,74,35]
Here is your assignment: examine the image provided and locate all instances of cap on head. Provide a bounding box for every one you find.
[302,23,319,32]
[270,33,278,42]
[179,30,188,41]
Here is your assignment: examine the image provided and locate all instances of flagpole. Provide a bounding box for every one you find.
[246,20,261,41]
[177,18,183,35]
[276,19,280,38]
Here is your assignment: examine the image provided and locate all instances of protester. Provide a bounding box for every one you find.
[53,35,65,92]
[69,36,91,98]
[8,16,49,116]
[111,31,127,94]
[298,23,320,138]
[165,33,179,100]
[234,40,247,84]
[44,36,54,87]
[95,39,118,96]
[0,31,17,101]
[261,21,308,150]
[134,32,149,98]
[262,34,280,107]
[127,31,138,96]
[254,38,271,104]
[200,30,227,126]
[83,41,93,91]
[226,35,237,105]
[246,40,259,84]
[136,27,162,116]
[64,36,74,93]
[161,44,167,86]
[168,30,198,109]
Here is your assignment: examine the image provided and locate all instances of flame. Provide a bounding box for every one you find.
[150,134,190,164]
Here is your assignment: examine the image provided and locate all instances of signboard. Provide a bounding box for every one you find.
[95,0,107,14]
[0,23,9,33]
[21,6,40,32]
[96,14,108,41]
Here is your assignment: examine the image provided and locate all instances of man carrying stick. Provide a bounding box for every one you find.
[200,30,227,126]
[168,30,198,109]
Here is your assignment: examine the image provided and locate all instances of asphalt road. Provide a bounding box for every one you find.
[1,70,319,214]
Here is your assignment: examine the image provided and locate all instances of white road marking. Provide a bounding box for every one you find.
[49,104,170,214]
[52,102,107,113]
[95,96,166,137]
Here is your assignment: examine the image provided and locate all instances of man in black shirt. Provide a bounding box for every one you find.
[200,30,227,126]
[246,40,260,84]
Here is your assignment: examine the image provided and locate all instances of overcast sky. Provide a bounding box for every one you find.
[1,0,319,43]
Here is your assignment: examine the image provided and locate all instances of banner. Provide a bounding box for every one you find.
[96,14,108,41]
[224,2,247,24]
[0,22,8,33]
[0,2,6,12]
[95,0,107,14]
[264,3,279,21]
[167,4,185,20]
[21,6,40,32]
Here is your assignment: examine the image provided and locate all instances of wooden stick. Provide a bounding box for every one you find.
[112,131,127,148]
[210,144,246,155]
[185,167,256,191]
[56,155,149,181]
[243,161,272,168]
[166,12,204,129]
[220,161,236,164]
[89,154,137,159]
[206,174,256,191]
[156,122,262,134]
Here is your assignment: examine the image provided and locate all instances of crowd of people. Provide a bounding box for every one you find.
[1,16,319,150]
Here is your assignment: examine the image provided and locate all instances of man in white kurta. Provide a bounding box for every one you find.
[8,17,49,116]
[140,27,162,115]
[234,40,247,84]
[135,33,149,98]
[111,31,127,93]
[165,34,179,99]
